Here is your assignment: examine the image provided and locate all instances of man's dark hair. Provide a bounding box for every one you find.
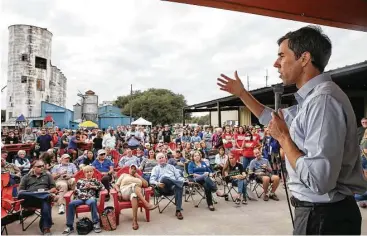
[277,25,332,72]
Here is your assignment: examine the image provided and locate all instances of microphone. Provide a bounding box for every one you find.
[272,84,284,112]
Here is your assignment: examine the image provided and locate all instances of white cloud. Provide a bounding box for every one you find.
[1,0,367,113]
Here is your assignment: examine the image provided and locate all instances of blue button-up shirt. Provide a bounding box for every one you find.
[149,163,184,185]
[259,73,367,203]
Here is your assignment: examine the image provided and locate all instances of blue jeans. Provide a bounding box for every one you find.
[232,179,248,196]
[18,191,52,230]
[66,198,99,229]
[142,173,151,183]
[355,191,367,202]
[361,156,367,170]
[242,157,255,170]
[159,176,183,211]
[193,175,217,206]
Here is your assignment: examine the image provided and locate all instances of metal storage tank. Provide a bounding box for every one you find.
[82,90,98,122]
[49,65,59,105]
[62,74,67,107]
[6,24,53,119]
[73,103,82,121]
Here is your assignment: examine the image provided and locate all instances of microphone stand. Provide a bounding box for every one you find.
[272,84,294,229]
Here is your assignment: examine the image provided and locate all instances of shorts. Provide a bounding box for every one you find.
[270,153,281,165]
[255,174,273,183]
[119,183,141,201]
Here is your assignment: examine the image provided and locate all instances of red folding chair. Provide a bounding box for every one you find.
[64,169,107,218]
[111,167,153,225]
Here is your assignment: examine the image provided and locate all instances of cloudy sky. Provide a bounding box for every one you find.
[1,0,367,113]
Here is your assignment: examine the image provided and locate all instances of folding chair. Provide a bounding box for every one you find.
[182,162,209,208]
[151,184,177,214]
[249,173,272,198]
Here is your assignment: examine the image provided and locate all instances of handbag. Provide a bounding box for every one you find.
[100,206,117,231]
[76,217,93,235]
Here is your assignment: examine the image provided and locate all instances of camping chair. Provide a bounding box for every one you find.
[64,169,107,218]
[1,172,23,235]
[249,173,272,198]
[110,167,152,225]
[182,162,208,208]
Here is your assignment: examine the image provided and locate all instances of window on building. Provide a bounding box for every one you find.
[21,54,29,61]
[8,112,12,118]
[35,56,47,69]
[36,79,45,91]
[21,76,27,83]
[9,96,12,102]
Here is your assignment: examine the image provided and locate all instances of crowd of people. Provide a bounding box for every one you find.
[1,117,366,235]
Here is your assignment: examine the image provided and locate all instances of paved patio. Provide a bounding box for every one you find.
[5,186,367,235]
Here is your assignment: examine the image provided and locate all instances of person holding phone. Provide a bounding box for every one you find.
[126,125,141,150]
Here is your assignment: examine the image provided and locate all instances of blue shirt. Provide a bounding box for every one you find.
[92,159,114,173]
[190,136,201,143]
[259,73,367,202]
[118,155,140,168]
[51,163,78,175]
[37,134,52,151]
[150,163,184,185]
[68,136,78,150]
[188,161,212,175]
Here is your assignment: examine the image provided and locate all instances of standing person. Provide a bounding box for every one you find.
[357,117,367,144]
[37,128,53,155]
[60,130,70,156]
[222,126,233,153]
[241,131,258,170]
[162,125,172,143]
[126,125,141,150]
[217,26,367,234]
[93,131,103,151]
[102,129,116,149]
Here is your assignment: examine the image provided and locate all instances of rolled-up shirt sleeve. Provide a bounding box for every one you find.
[295,95,346,195]
[258,106,273,125]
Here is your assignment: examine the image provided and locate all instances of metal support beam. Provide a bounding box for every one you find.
[237,107,241,126]
[217,102,221,127]
[182,108,186,126]
[209,111,212,126]
[184,106,240,113]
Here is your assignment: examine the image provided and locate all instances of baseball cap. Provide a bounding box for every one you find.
[130,163,137,168]
[61,154,71,159]
[97,149,106,156]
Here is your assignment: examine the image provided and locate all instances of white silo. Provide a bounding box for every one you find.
[82,90,98,122]
[62,75,67,107]
[6,24,52,119]
[49,65,59,105]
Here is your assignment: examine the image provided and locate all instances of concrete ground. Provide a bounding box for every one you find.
[5,185,367,235]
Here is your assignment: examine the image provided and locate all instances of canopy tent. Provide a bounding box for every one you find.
[15,114,26,123]
[166,0,367,32]
[79,120,99,128]
[131,117,152,126]
[43,114,55,127]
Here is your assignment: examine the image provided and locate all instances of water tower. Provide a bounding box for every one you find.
[81,90,98,122]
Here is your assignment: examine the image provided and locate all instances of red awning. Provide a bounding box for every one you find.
[165,0,367,32]
[44,114,54,123]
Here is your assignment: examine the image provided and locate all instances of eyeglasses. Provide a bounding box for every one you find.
[35,165,44,168]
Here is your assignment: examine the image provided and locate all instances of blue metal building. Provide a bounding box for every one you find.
[33,102,78,129]
[98,105,132,129]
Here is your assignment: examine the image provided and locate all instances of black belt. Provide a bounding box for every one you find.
[290,196,354,208]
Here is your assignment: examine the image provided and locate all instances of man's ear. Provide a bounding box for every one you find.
[301,52,312,67]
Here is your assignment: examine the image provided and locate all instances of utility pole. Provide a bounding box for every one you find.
[265,69,268,87]
[130,84,133,124]
[247,75,250,90]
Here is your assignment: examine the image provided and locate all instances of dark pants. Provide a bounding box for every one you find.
[194,175,217,206]
[101,175,112,193]
[293,196,361,235]
[18,191,53,231]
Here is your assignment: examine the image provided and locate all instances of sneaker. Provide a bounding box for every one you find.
[58,204,65,214]
[62,227,74,235]
[263,194,269,201]
[93,222,102,233]
[269,193,279,201]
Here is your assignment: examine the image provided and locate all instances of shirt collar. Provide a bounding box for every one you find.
[295,73,331,103]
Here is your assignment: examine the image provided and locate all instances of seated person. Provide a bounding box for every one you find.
[136,147,146,163]
[248,148,280,201]
[18,160,57,235]
[92,149,114,201]
[118,148,140,168]
[188,151,226,211]
[13,150,31,176]
[78,150,95,169]
[1,154,21,196]
[41,152,58,173]
[51,154,78,214]
[223,152,248,205]
[214,147,228,171]
[139,149,158,182]
[114,164,157,230]
[63,165,103,234]
[150,153,185,220]
[167,150,186,175]
[73,150,88,168]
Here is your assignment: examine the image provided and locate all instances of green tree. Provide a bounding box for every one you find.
[114,88,189,125]
[186,114,210,125]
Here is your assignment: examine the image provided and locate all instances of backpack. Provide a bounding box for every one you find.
[76,217,93,235]
[100,206,117,231]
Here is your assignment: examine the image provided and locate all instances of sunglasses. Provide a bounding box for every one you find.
[99,153,106,156]
[35,165,45,168]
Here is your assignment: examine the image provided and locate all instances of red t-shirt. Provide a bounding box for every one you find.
[222,133,233,149]
[242,140,257,157]
[253,133,261,143]
[234,133,246,148]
